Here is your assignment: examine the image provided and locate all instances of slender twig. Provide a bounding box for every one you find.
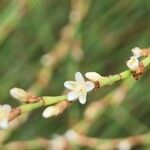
[7,56,150,122]
[0,0,27,45]
[8,95,67,122]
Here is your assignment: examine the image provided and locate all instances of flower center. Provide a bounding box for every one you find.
[130,58,137,65]
[76,85,85,92]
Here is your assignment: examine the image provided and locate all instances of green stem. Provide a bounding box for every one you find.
[20,95,67,113]
[11,56,150,118]
[142,55,150,67]
[100,56,150,87]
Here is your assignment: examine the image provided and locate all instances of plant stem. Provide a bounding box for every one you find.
[9,56,150,121]
[20,95,67,113]
[8,95,67,121]
[100,56,150,87]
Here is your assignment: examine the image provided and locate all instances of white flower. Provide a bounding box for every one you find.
[64,72,95,104]
[131,47,142,58]
[42,106,59,118]
[10,87,27,102]
[0,104,11,129]
[117,140,131,150]
[85,72,103,82]
[126,56,139,71]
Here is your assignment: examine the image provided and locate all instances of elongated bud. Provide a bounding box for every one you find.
[42,106,59,118]
[126,56,139,71]
[131,47,142,58]
[43,101,70,118]
[10,87,27,102]
[85,72,103,82]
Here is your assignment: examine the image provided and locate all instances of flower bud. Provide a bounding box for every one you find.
[42,106,59,118]
[10,87,27,102]
[85,72,103,82]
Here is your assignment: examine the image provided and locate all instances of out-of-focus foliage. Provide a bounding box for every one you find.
[0,0,150,149]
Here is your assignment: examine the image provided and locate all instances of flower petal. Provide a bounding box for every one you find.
[126,56,139,71]
[85,81,95,92]
[67,91,80,101]
[131,47,141,58]
[79,92,87,104]
[0,119,8,129]
[2,105,11,113]
[75,72,85,84]
[64,81,79,90]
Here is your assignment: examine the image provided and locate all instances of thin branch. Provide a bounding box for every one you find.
[7,56,150,122]
[8,95,67,122]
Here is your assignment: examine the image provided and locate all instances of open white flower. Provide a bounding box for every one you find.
[64,72,95,104]
[126,56,139,71]
[0,104,11,129]
[85,72,103,82]
[131,47,142,58]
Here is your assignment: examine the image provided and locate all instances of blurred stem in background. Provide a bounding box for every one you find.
[0,0,27,45]
[1,131,150,149]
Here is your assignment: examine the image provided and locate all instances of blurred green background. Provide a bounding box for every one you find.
[0,0,150,149]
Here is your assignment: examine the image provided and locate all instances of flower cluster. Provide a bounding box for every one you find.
[42,72,102,118]
[63,47,146,105]
[42,106,59,118]
[63,47,146,104]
